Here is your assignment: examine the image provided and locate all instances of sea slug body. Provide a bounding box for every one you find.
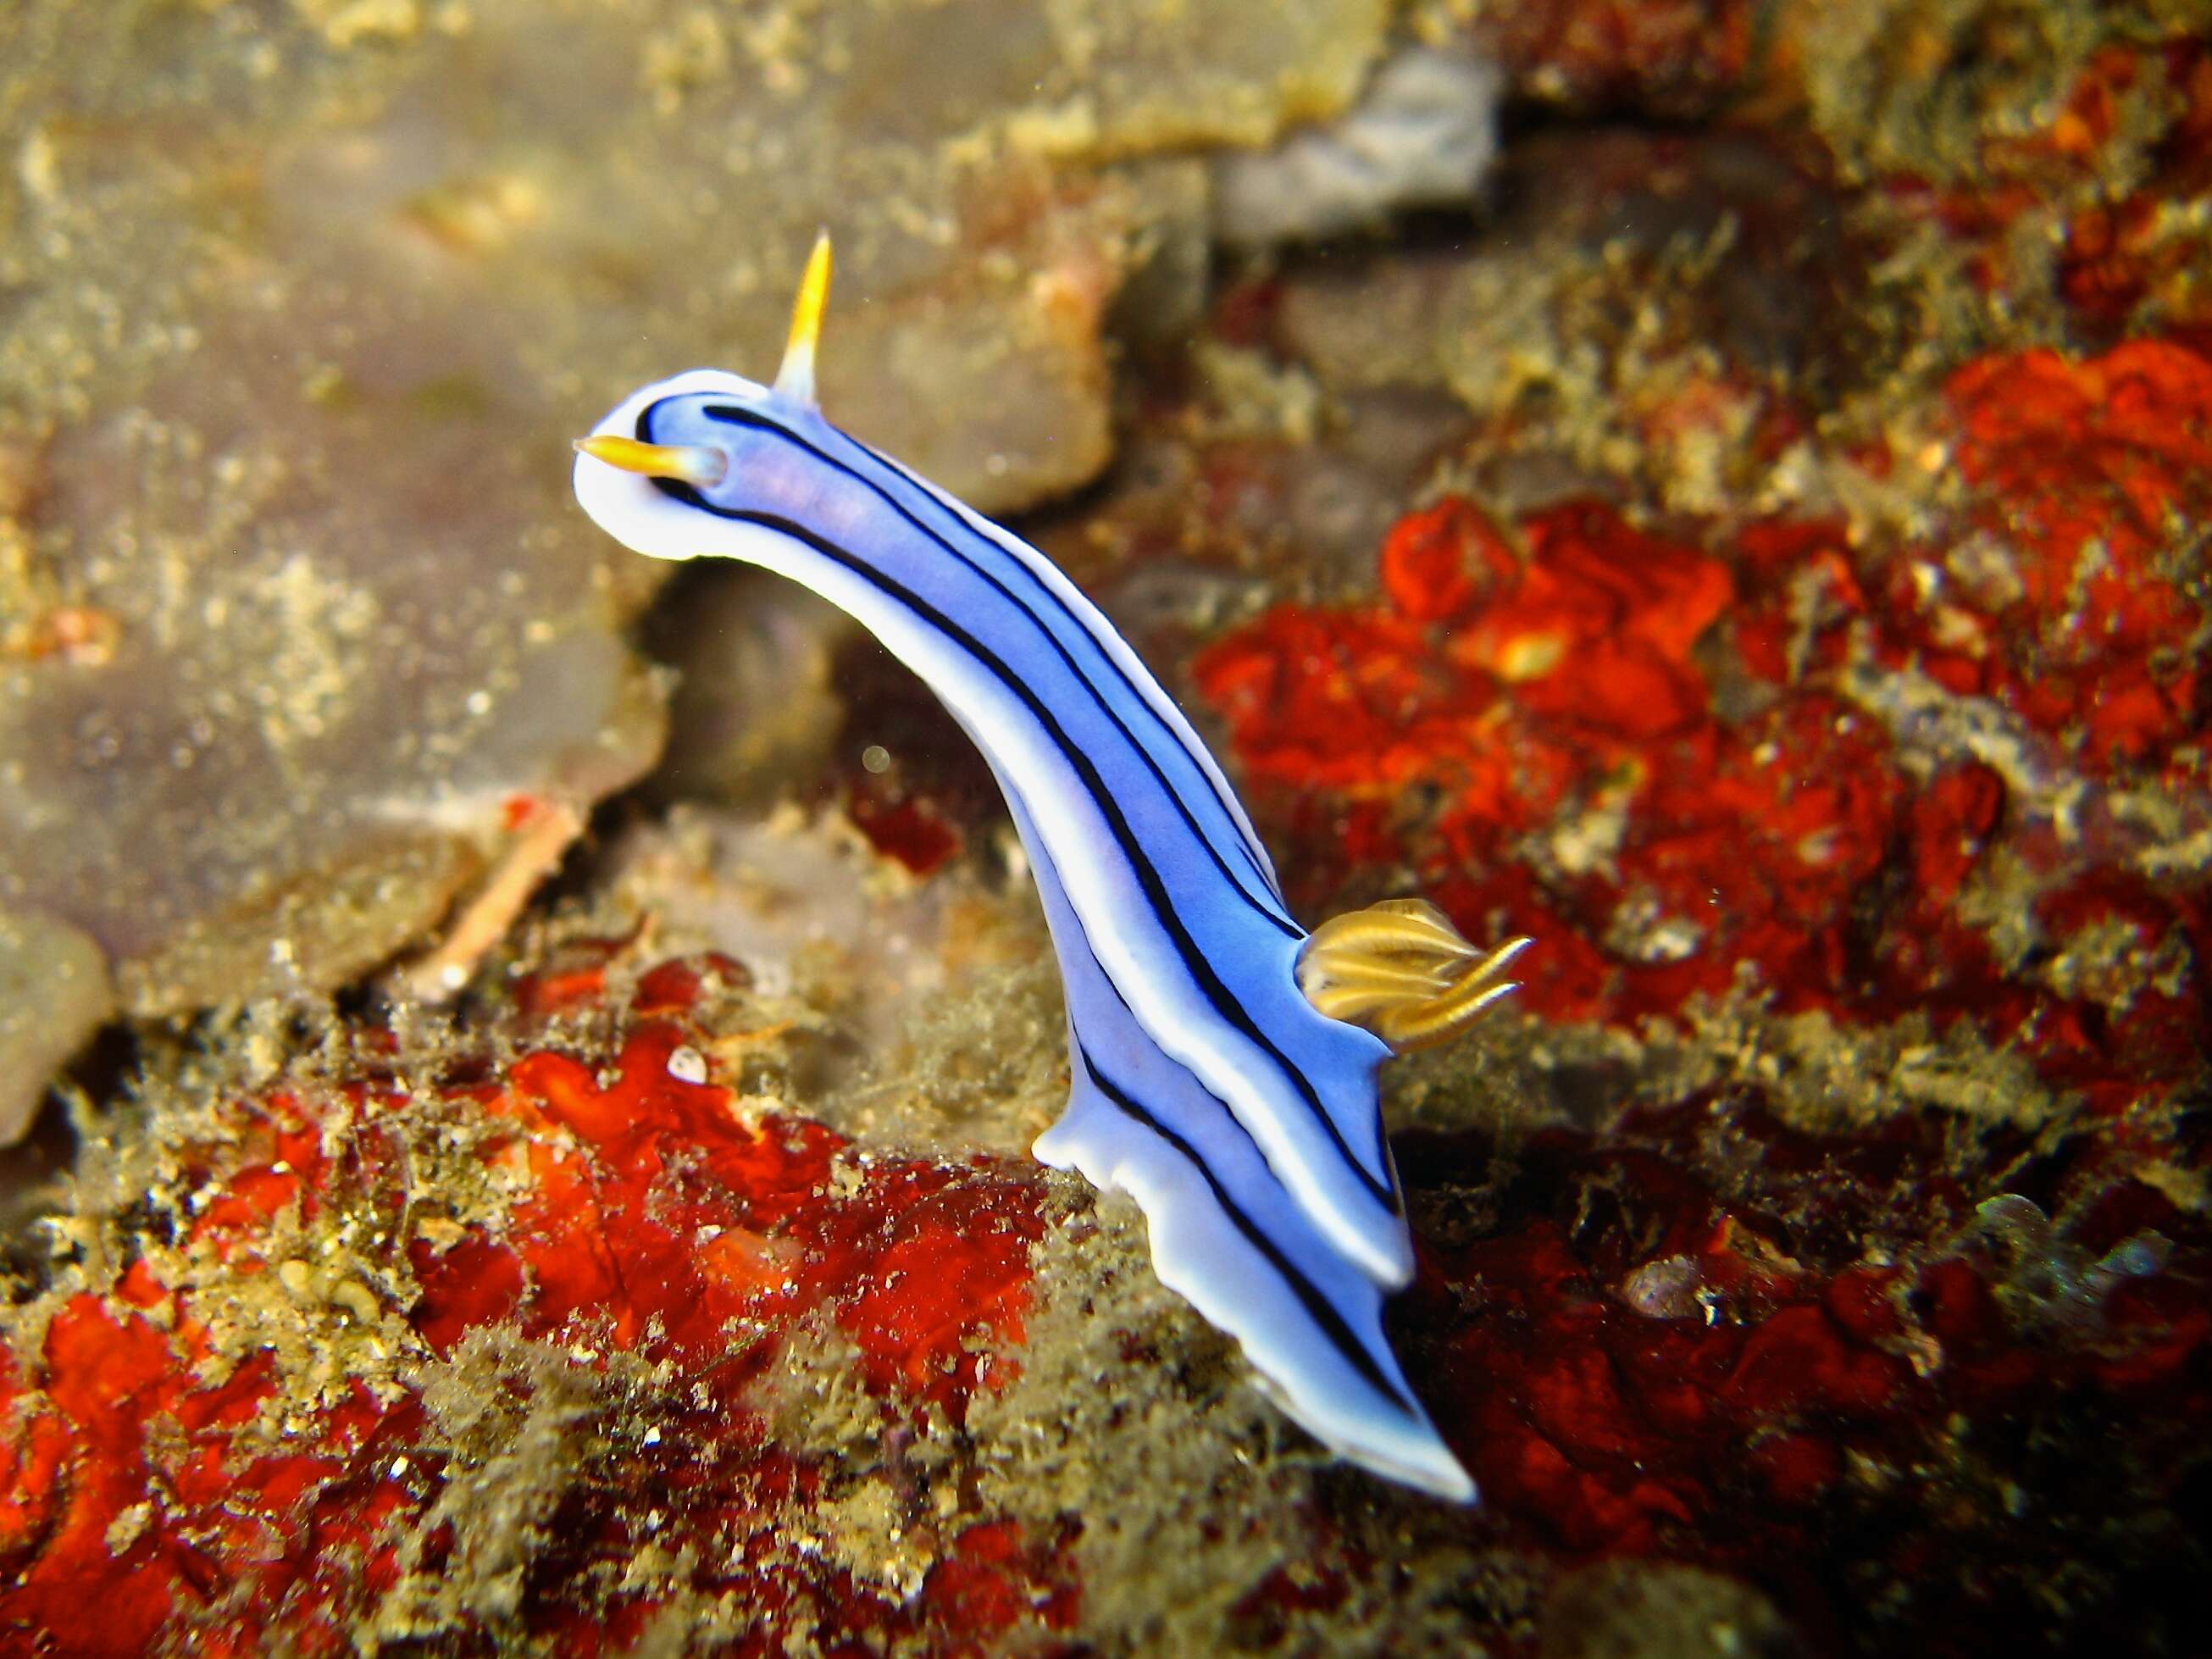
[573,238,1524,1501]
[1012,784,1477,1498]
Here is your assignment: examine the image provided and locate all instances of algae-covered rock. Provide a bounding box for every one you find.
[1541,1562,1804,1659]
[0,905,113,1143]
[7,1,2203,1653]
[0,0,1394,1142]
[1211,43,1503,245]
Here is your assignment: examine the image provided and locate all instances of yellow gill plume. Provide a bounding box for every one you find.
[1297,898,1531,1052]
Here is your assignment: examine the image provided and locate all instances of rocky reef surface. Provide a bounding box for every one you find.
[3,1,2208,1655]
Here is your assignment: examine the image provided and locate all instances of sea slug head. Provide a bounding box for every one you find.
[573,232,835,559]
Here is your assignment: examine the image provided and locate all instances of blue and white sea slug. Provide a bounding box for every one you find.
[573,237,1528,1502]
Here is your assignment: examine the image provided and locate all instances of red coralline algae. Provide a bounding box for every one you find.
[1195,496,1904,1024]
[0,1283,429,1659]
[1378,495,1517,625]
[1866,29,2212,343]
[0,956,1062,1656]
[827,631,1001,879]
[630,952,750,1016]
[1393,1101,2209,1647]
[918,1519,1079,1651]
[1937,340,2209,769]
[1460,504,1734,741]
[1469,0,1759,118]
[2,1303,181,1656]
[2053,39,2212,336]
[845,776,967,877]
[1195,329,2209,1103]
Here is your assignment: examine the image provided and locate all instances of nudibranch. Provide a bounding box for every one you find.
[574,236,1527,1502]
